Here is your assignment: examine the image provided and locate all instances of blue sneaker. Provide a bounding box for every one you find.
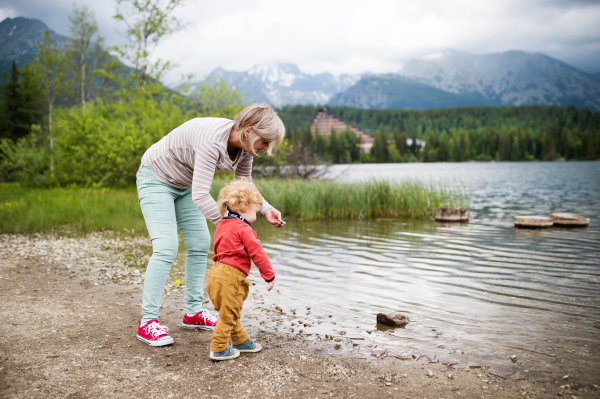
[233,337,263,353]
[209,343,240,361]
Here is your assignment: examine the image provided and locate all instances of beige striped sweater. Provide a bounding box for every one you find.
[141,117,272,225]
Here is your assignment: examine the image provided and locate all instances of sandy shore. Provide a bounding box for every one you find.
[0,232,597,398]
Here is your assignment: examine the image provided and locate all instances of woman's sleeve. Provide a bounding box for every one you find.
[191,142,223,226]
[235,152,273,214]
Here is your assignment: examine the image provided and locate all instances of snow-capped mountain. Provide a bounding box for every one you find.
[332,50,600,110]
[206,62,362,106]
[397,50,600,110]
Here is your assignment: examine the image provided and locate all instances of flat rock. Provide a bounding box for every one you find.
[551,213,590,226]
[514,216,553,228]
[435,208,469,222]
[376,313,410,327]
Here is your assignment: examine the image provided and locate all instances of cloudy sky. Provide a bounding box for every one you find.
[2,0,600,84]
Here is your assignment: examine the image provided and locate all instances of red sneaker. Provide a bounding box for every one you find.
[182,309,218,330]
[136,320,174,346]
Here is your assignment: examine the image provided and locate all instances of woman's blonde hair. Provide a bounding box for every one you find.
[217,177,263,216]
[233,103,285,156]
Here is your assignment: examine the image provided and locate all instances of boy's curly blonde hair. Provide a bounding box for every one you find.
[217,178,263,216]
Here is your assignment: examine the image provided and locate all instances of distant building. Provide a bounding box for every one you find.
[309,110,374,152]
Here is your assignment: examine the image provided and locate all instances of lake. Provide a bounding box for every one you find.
[242,161,600,384]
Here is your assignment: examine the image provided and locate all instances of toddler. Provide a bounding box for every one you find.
[207,178,277,361]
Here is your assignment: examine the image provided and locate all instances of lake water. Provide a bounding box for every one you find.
[240,162,600,384]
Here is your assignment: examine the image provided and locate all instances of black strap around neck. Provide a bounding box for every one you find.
[224,205,253,230]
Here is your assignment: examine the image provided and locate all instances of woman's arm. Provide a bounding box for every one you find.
[235,152,273,214]
[191,143,224,225]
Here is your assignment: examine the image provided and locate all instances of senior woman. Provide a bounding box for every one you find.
[135,103,285,346]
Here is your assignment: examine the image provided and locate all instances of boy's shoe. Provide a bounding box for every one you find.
[209,343,240,361]
[182,309,218,330]
[137,320,174,346]
[233,337,262,353]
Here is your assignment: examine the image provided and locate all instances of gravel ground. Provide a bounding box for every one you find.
[1,232,598,398]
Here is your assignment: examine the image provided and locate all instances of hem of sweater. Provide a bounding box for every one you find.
[143,160,189,190]
[212,258,250,277]
[260,203,274,214]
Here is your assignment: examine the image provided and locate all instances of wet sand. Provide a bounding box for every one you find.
[0,233,598,398]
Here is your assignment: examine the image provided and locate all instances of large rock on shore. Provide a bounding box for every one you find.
[377,313,410,327]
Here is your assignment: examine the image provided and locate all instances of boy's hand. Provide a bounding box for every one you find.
[267,281,275,291]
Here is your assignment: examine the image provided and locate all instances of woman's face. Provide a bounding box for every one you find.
[253,137,270,154]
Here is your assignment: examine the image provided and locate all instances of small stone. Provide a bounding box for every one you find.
[384,382,392,386]
[275,306,282,312]
[427,370,433,377]
[376,313,410,327]
[510,355,518,363]
[166,362,172,366]
[334,343,342,350]
[334,338,341,342]
[448,373,454,380]
[563,375,569,381]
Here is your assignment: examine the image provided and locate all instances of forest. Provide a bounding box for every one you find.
[278,105,600,163]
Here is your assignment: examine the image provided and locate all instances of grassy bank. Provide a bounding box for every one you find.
[212,179,468,221]
[0,180,468,233]
[0,184,145,233]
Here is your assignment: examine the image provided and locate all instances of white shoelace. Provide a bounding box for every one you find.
[201,309,217,323]
[144,321,169,338]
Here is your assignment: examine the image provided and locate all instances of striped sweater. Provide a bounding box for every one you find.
[141,117,272,225]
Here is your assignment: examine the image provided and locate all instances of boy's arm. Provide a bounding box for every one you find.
[239,226,275,282]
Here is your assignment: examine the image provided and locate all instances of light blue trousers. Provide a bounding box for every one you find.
[136,164,211,324]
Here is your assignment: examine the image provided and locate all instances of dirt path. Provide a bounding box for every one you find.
[0,235,596,398]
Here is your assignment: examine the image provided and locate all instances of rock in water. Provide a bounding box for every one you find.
[435,208,469,222]
[551,212,590,227]
[376,313,410,327]
[514,215,553,228]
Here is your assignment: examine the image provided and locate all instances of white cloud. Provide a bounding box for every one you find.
[3,0,600,84]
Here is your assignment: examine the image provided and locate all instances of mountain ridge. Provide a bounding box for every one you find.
[0,17,67,74]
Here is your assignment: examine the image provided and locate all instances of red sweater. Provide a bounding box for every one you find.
[212,218,275,282]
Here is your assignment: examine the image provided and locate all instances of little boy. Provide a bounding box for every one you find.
[207,178,277,361]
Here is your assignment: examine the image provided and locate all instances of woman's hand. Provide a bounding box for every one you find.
[265,208,285,228]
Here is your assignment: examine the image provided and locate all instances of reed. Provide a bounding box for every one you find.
[212,178,469,221]
[0,179,468,233]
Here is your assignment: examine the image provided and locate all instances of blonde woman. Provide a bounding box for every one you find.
[135,104,285,346]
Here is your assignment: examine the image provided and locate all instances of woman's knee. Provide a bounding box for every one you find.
[186,229,211,255]
[151,235,179,262]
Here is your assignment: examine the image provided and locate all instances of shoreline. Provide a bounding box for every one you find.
[1,232,598,398]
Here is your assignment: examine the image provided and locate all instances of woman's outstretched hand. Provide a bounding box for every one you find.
[265,208,285,228]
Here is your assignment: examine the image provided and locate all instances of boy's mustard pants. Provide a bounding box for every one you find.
[206,261,250,352]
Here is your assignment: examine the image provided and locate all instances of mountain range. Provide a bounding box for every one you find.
[331,50,600,110]
[206,63,362,106]
[2,16,599,111]
[0,17,66,74]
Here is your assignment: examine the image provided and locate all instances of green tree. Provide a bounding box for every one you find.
[66,4,120,104]
[113,0,186,85]
[394,132,407,155]
[1,61,27,140]
[372,130,389,163]
[329,128,339,163]
[38,30,67,177]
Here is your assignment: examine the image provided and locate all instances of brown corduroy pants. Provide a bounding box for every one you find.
[206,261,250,352]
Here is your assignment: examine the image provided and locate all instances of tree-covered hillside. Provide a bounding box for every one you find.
[277,104,600,162]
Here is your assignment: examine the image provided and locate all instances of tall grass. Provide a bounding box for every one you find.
[0,184,145,233]
[212,179,469,221]
[0,179,468,233]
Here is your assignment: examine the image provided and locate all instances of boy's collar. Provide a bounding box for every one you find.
[224,206,254,230]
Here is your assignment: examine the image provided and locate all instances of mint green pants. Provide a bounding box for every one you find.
[136,164,211,324]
